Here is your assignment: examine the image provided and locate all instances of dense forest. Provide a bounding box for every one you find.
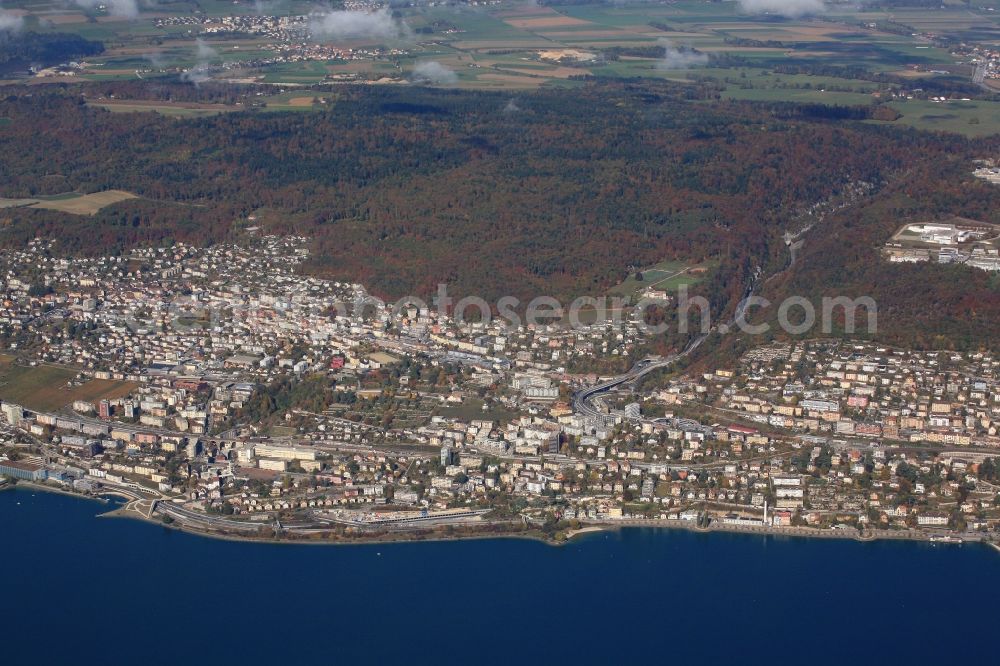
[1,80,998,352]
[0,32,104,75]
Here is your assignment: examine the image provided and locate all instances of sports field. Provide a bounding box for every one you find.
[609,260,709,299]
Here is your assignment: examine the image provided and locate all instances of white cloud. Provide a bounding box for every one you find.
[411,60,458,84]
[252,0,283,14]
[72,0,140,19]
[310,9,407,41]
[0,7,24,32]
[182,66,211,85]
[143,50,166,69]
[654,40,708,70]
[182,38,219,85]
[195,37,217,61]
[736,0,826,19]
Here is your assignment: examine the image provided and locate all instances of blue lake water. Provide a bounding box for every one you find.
[1,487,996,665]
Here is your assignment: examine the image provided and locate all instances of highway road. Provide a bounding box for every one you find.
[571,356,678,422]
[570,271,764,425]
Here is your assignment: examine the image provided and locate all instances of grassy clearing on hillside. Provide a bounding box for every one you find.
[0,198,41,209]
[90,102,234,117]
[29,190,137,215]
[609,260,709,298]
[258,90,338,111]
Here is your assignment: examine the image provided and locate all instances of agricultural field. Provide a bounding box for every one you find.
[4,1,1000,133]
[258,92,337,111]
[64,378,137,407]
[0,197,40,209]
[89,100,239,117]
[883,98,1000,137]
[0,361,134,412]
[0,191,139,214]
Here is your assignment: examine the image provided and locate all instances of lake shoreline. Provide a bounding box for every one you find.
[10,482,995,551]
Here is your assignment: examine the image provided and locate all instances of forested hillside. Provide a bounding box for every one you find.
[1,80,998,350]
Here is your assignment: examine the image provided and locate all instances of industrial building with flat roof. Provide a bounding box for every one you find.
[0,460,48,482]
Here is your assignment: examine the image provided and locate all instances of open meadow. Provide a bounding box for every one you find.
[28,190,137,215]
[0,359,135,412]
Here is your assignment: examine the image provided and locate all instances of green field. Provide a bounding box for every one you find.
[609,260,708,299]
[723,87,878,106]
[0,364,76,411]
[0,360,135,412]
[89,102,236,118]
[438,398,518,422]
[6,1,1000,134]
[886,98,1000,136]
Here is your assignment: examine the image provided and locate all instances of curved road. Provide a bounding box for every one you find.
[573,272,762,423]
[572,356,677,421]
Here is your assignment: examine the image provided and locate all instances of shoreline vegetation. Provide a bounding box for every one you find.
[9,481,995,552]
